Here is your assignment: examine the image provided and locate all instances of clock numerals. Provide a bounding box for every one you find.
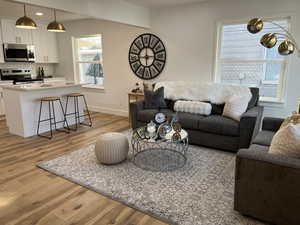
[129,54,139,63]
[130,61,141,72]
[150,65,159,77]
[134,37,144,49]
[130,44,140,55]
[153,41,164,53]
[155,51,166,61]
[136,65,145,78]
[142,34,151,47]
[149,35,159,48]
[143,67,151,79]
[153,60,164,71]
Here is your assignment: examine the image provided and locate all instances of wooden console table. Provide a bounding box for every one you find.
[128,92,144,124]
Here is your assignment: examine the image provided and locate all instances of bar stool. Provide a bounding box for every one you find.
[64,93,92,131]
[37,97,70,139]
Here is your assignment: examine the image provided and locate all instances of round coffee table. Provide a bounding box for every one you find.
[131,126,188,172]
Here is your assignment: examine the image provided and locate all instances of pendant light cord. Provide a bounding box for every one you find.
[54,9,57,22]
[23,4,26,16]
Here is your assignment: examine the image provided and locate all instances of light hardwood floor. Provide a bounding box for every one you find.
[0,112,167,225]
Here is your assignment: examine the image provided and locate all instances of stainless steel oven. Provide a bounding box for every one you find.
[3,43,35,62]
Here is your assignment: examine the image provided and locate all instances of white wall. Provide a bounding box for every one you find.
[55,19,147,116]
[150,0,300,118]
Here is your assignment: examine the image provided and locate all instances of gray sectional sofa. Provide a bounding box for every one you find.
[130,87,263,152]
[235,117,300,225]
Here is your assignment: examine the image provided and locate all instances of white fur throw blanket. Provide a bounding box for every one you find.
[174,101,212,115]
[154,81,252,104]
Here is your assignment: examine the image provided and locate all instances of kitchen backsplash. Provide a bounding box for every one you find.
[0,63,55,78]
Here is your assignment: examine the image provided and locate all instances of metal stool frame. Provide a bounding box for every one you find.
[37,98,70,139]
[64,94,92,131]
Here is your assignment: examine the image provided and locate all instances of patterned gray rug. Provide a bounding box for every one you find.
[37,134,265,225]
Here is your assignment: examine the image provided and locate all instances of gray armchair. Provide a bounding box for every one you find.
[235,117,300,225]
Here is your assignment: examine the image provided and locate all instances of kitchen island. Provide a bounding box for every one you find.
[2,82,84,137]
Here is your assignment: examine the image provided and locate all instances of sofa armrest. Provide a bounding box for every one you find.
[130,101,145,129]
[239,106,264,149]
[262,117,284,132]
[235,148,300,225]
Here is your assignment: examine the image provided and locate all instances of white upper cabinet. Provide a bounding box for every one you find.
[1,19,33,44]
[0,19,59,63]
[32,25,59,63]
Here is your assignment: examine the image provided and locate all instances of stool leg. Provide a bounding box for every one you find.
[82,95,92,127]
[48,101,53,139]
[52,100,57,131]
[63,96,69,129]
[59,99,70,132]
[76,96,81,126]
[74,96,79,130]
[37,100,43,136]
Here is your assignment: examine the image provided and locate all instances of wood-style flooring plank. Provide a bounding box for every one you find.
[0,112,169,225]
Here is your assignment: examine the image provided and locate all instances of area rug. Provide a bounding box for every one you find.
[37,133,265,225]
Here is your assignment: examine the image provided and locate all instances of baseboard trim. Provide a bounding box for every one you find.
[88,105,128,117]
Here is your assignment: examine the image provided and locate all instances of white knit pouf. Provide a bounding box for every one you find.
[94,132,129,164]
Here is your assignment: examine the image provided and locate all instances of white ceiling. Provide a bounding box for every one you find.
[124,0,209,8]
[0,0,89,24]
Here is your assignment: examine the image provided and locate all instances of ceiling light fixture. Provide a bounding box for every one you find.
[16,4,37,29]
[47,9,66,32]
[35,12,44,16]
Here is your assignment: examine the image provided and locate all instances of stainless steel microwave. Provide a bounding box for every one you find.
[3,43,35,62]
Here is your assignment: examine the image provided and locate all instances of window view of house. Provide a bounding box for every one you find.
[217,20,289,101]
[74,35,103,86]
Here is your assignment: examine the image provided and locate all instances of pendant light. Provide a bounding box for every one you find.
[47,9,66,32]
[16,4,37,29]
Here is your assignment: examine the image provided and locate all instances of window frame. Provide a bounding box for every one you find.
[214,17,291,103]
[72,34,104,89]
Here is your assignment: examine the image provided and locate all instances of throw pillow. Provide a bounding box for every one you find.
[269,123,300,158]
[222,95,248,121]
[144,87,167,109]
[280,112,300,129]
[174,101,212,115]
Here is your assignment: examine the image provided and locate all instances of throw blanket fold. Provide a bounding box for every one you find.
[154,81,252,104]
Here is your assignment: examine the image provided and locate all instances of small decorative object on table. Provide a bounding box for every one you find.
[172,122,182,141]
[131,82,142,93]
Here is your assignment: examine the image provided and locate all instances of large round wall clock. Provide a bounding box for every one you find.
[129,33,166,80]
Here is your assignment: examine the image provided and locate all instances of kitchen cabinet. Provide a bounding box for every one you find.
[1,19,33,44]
[32,26,59,63]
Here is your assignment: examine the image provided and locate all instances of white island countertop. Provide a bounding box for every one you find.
[2,82,81,91]
[3,82,83,137]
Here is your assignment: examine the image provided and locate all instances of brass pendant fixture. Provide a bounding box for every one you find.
[260,33,277,48]
[47,9,66,32]
[278,40,295,56]
[16,4,37,29]
[247,18,263,34]
[247,18,300,56]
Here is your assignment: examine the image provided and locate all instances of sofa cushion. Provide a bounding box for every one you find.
[137,109,173,123]
[177,112,205,130]
[198,115,239,136]
[252,130,275,146]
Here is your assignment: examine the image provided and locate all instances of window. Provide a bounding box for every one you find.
[215,19,289,102]
[73,35,104,87]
